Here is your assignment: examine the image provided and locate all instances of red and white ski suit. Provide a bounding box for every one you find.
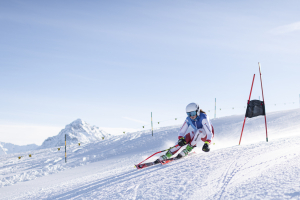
[170,112,214,154]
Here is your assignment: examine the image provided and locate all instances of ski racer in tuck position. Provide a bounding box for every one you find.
[155,102,214,164]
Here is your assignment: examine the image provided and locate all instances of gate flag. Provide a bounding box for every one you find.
[245,100,265,118]
[239,62,268,145]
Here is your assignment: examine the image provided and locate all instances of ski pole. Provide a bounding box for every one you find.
[138,145,179,165]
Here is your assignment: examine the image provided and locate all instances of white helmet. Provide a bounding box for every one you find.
[186,103,199,115]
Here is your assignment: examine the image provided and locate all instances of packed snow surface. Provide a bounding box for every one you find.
[0,109,300,199]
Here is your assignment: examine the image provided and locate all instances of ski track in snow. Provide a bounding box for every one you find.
[0,109,300,199]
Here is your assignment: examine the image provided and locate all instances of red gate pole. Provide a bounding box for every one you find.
[259,62,268,142]
[239,74,255,145]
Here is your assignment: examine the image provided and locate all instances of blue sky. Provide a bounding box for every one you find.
[0,0,300,145]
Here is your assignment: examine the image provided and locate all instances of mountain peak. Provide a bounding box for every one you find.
[40,119,111,149]
[70,118,85,126]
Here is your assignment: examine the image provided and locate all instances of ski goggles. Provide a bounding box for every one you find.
[187,111,197,117]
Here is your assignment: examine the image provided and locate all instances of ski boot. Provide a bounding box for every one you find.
[176,144,194,159]
[154,150,173,164]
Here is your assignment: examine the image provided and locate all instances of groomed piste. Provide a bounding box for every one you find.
[0,108,300,199]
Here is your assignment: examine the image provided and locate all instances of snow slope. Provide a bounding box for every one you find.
[0,109,300,199]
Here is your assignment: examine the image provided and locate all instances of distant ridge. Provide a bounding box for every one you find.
[0,143,6,155]
[0,142,38,155]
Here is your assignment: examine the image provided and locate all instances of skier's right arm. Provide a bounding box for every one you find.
[178,119,189,139]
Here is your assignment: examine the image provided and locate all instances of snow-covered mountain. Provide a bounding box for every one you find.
[39,119,111,149]
[0,142,38,155]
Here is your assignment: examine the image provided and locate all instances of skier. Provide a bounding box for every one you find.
[155,102,214,163]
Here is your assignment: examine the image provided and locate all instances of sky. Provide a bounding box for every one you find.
[0,0,300,145]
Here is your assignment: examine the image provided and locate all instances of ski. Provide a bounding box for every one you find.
[160,151,196,165]
[134,145,180,170]
[134,161,160,170]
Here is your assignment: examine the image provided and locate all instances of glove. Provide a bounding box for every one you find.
[202,141,210,152]
[178,137,187,146]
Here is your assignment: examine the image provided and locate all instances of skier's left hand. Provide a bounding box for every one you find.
[202,141,210,152]
[178,137,186,146]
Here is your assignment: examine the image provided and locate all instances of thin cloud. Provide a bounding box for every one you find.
[123,117,147,124]
[271,21,300,35]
